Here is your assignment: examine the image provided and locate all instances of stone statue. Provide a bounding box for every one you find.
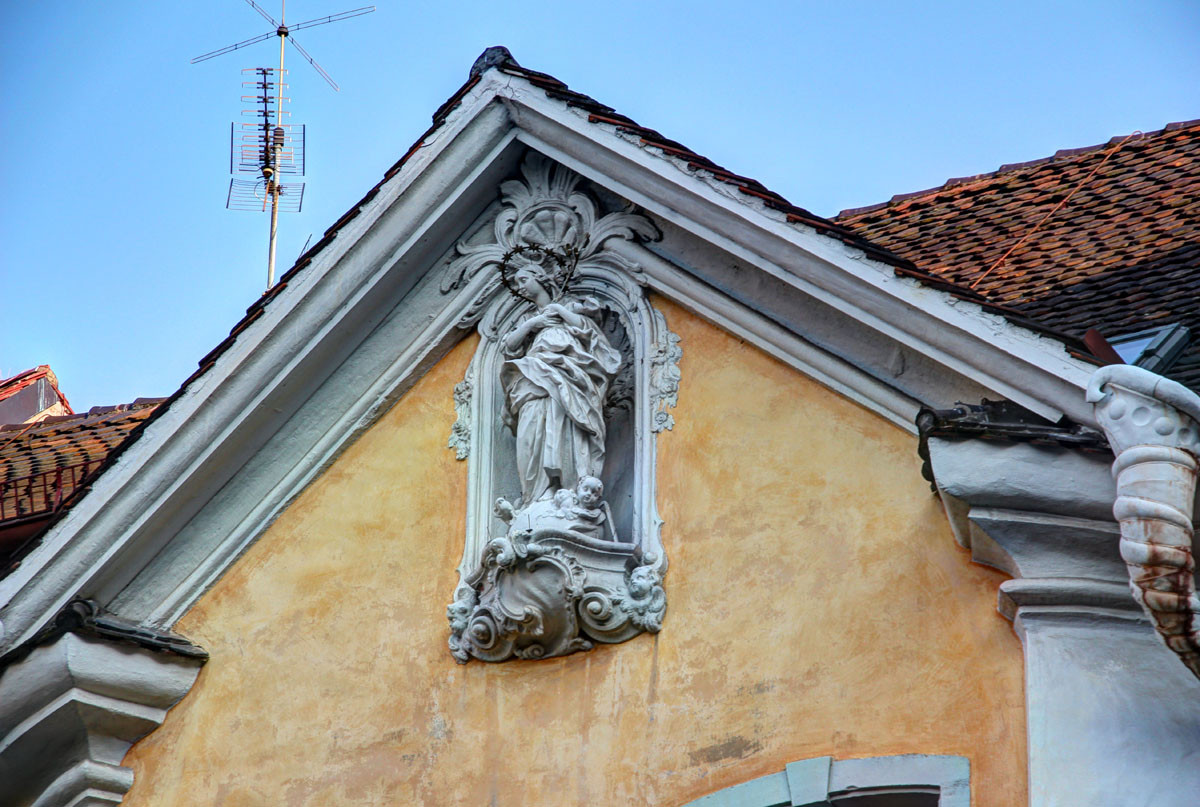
[500,260,621,507]
[443,153,678,663]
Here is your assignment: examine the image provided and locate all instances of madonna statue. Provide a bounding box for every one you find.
[445,153,676,664]
[500,259,621,508]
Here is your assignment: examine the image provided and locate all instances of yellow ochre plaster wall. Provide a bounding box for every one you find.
[122,297,1026,806]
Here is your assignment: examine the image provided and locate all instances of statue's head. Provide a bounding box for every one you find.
[500,242,577,303]
[509,264,552,304]
[576,476,603,508]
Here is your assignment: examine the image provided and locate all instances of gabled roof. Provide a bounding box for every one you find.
[472,55,1102,353]
[103,45,1103,482]
[189,47,1096,406]
[837,121,1200,389]
[0,47,1110,659]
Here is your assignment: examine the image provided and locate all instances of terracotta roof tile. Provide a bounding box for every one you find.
[0,400,163,571]
[836,121,1200,389]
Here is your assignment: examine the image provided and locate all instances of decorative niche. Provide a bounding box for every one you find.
[441,152,681,663]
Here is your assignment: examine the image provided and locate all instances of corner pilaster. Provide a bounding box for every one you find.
[926,434,1200,806]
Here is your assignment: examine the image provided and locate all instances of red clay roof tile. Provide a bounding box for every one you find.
[0,400,163,571]
[836,121,1200,389]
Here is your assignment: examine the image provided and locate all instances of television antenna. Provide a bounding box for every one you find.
[192,1,376,289]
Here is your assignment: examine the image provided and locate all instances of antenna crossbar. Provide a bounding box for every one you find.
[191,31,276,64]
[228,179,304,212]
[287,7,375,34]
[191,3,374,91]
[286,34,338,91]
[243,0,279,27]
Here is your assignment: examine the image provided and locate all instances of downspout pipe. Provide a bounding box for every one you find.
[1087,365,1200,678]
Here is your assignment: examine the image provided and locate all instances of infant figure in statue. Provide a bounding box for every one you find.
[495,475,615,542]
[564,475,615,542]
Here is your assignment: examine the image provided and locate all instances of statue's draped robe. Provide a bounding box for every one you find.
[502,300,621,504]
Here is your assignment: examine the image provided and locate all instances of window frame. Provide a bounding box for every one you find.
[680,754,969,807]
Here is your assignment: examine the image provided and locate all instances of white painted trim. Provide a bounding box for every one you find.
[503,96,1095,423]
[613,240,922,433]
[926,434,1200,806]
[144,134,525,628]
[0,90,520,652]
[0,77,506,623]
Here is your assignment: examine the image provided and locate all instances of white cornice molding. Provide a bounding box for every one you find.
[0,83,521,655]
[493,79,1097,423]
[926,433,1200,806]
[0,632,202,807]
[612,239,923,432]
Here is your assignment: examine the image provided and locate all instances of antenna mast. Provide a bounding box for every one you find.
[267,1,288,290]
[228,67,304,287]
[192,1,376,290]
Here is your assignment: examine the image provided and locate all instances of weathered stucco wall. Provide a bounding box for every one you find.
[122,298,1026,806]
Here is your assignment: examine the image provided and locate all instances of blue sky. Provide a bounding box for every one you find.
[2,1,1197,410]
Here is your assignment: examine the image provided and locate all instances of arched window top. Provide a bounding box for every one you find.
[681,754,969,807]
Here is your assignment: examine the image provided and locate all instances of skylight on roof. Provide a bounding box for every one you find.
[1110,324,1192,373]
[1113,334,1158,364]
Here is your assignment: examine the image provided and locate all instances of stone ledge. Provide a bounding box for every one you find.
[0,632,203,807]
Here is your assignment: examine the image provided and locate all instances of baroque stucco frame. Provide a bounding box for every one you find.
[442,153,681,663]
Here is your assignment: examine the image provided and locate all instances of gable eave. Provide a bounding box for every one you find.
[0,76,523,657]
[0,66,1102,658]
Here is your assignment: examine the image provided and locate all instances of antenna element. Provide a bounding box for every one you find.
[192,1,376,289]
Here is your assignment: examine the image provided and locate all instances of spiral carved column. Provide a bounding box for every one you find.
[1087,365,1200,679]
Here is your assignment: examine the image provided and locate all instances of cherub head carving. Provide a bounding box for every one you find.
[576,476,604,509]
[628,565,659,600]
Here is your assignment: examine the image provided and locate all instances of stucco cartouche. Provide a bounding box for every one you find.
[121,298,1026,806]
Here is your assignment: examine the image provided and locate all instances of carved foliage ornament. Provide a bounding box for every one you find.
[440,155,657,306]
[443,153,679,663]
